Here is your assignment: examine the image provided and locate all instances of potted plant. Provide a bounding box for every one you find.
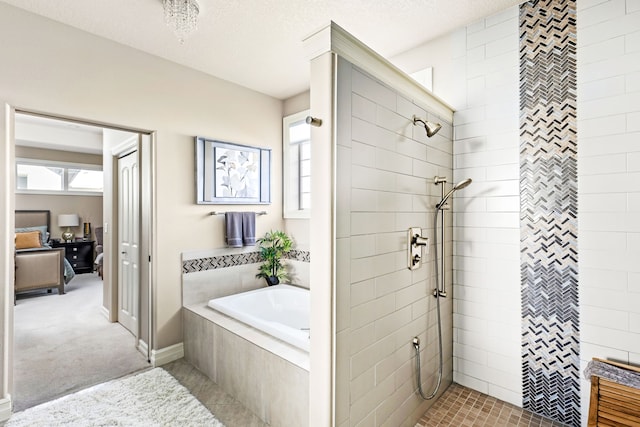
[256,230,293,286]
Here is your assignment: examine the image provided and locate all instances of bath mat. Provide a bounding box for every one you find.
[6,368,224,426]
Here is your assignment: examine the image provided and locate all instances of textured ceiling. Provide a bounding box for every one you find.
[2,0,522,99]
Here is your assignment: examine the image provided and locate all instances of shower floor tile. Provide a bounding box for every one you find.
[415,383,567,427]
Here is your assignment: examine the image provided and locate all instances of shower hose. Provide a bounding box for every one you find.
[414,208,444,400]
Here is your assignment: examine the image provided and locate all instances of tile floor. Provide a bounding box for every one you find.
[166,358,567,427]
[163,358,268,427]
[415,383,567,427]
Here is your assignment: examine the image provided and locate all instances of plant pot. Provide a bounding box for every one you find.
[266,276,280,286]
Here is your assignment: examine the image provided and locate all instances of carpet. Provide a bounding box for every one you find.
[14,273,150,412]
[6,368,225,427]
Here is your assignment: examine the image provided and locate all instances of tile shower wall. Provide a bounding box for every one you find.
[334,58,454,427]
[577,0,640,425]
[391,1,639,425]
[450,7,522,407]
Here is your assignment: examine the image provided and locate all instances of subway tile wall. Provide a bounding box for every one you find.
[451,6,522,407]
[388,1,639,425]
[335,59,455,427]
[577,0,640,425]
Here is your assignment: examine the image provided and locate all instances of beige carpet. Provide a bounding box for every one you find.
[13,272,150,411]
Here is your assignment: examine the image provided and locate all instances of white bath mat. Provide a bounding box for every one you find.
[6,368,224,426]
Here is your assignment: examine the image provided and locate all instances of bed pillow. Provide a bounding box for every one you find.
[15,230,43,250]
[16,225,48,246]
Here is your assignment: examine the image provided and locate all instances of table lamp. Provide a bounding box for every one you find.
[58,214,79,242]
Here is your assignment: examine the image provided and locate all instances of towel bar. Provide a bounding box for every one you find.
[210,211,267,216]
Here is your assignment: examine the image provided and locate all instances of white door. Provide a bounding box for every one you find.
[118,150,139,335]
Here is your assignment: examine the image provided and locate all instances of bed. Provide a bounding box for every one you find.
[15,210,75,297]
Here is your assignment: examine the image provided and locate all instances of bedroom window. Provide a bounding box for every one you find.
[16,159,103,195]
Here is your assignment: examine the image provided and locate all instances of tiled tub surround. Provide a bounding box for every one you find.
[182,247,310,306]
[182,249,310,426]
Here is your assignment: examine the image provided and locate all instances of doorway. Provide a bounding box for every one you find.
[10,110,154,411]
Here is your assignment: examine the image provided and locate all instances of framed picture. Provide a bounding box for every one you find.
[195,137,271,204]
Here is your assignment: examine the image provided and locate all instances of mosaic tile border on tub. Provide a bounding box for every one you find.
[182,249,310,274]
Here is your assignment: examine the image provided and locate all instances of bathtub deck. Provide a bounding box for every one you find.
[183,304,310,427]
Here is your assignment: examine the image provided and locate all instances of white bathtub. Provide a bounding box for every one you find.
[207,284,310,352]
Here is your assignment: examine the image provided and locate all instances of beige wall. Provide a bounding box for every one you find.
[0,3,285,351]
[15,146,103,242]
[283,90,311,250]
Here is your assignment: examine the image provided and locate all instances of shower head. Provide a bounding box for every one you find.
[412,115,442,138]
[436,178,473,209]
[453,178,472,191]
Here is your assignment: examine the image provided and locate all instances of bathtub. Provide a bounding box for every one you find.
[207,284,310,352]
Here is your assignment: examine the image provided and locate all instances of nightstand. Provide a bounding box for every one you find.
[51,240,95,274]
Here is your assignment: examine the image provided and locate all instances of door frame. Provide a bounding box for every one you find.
[0,104,156,415]
[109,135,153,359]
[108,134,155,361]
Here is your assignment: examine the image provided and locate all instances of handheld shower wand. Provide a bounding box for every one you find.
[436,178,472,209]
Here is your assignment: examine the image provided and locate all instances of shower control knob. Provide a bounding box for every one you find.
[413,235,428,246]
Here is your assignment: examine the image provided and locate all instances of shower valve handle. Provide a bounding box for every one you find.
[413,235,428,246]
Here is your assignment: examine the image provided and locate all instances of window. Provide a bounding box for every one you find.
[283,111,311,218]
[16,158,103,195]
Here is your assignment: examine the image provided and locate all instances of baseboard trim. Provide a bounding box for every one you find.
[150,342,183,367]
[0,396,12,421]
[100,306,109,320]
[137,339,149,360]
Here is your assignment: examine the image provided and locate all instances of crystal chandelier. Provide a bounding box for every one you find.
[163,0,200,43]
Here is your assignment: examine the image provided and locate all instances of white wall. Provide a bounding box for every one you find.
[392,1,640,424]
[0,3,284,351]
[451,8,522,407]
[577,0,640,425]
[394,7,522,407]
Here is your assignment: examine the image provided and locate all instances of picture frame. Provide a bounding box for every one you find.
[195,137,271,205]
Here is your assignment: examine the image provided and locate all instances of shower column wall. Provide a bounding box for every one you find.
[333,59,454,427]
[306,26,454,427]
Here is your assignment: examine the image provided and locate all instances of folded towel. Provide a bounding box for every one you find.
[242,212,256,246]
[225,212,243,248]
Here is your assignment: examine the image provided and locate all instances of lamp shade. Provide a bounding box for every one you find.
[58,214,79,227]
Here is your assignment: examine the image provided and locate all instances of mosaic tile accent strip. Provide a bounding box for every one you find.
[286,249,311,263]
[182,249,310,274]
[519,0,579,426]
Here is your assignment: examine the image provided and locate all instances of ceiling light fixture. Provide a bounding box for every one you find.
[163,0,200,43]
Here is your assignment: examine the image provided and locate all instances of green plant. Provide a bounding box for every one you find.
[256,230,293,285]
